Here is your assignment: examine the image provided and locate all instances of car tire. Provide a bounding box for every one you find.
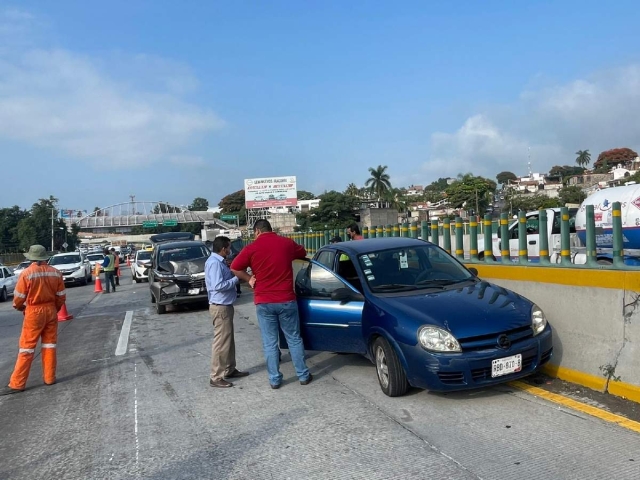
[0,287,6,302]
[597,258,613,265]
[156,302,166,315]
[373,337,409,397]
[151,293,156,303]
[82,272,88,286]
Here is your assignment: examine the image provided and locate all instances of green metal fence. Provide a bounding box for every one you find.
[243,203,635,269]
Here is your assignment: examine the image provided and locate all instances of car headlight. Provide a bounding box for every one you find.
[418,326,461,353]
[531,304,547,336]
[155,271,173,281]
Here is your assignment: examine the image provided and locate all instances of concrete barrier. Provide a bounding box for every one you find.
[467,264,640,403]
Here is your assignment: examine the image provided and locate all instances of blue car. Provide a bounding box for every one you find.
[291,238,553,397]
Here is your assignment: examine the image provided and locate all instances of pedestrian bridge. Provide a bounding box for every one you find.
[66,201,235,230]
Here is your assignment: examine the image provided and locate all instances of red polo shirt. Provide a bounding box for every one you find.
[230,232,307,304]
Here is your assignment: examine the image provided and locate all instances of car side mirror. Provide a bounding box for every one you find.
[468,267,479,276]
[331,287,364,303]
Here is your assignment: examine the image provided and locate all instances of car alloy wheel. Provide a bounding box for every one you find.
[375,344,390,389]
[373,337,409,397]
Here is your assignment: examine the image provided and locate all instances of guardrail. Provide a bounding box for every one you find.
[242,202,636,270]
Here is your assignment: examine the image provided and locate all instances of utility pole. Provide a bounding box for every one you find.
[51,207,55,252]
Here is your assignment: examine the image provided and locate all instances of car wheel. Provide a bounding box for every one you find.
[156,302,166,315]
[82,272,88,286]
[597,258,613,265]
[0,287,6,302]
[151,293,156,303]
[135,277,141,283]
[478,252,497,261]
[373,337,409,397]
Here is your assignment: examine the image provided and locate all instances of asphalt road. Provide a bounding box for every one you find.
[0,269,639,479]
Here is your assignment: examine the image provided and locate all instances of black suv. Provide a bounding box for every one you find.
[147,233,211,314]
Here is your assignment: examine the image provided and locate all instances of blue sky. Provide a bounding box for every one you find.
[1,1,639,213]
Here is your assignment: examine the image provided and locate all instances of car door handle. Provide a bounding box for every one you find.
[528,240,537,245]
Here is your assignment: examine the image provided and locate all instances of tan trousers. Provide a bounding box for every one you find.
[209,304,236,381]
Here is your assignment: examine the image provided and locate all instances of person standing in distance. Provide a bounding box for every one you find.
[230,219,312,389]
[102,248,116,293]
[346,223,364,240]
[1,245,66,395]
[110,247,121,286]
[205,236,249,388]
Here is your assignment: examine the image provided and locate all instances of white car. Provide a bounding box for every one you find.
[0,265,17,302]
[87,253,105,273]
[49,252,93,286]
[131,249,152,283]
[12,260,33,277]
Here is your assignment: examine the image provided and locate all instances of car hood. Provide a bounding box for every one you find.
[51,262,82,270]
[159,257,206,275]
[377,280,533,339]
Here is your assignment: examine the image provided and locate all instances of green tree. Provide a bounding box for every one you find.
[0,206,30,252]
[424,177,451,194]
[296,191,359,231]
[575,150,591,168]
[558,186,587,206]
[344,183,359,197]
[218,189,245,212]
[445,174,497,213]
[506,192,561,214]
[297,190,316,200]
[384,188,409,213]
[496,171,517,185]
[364,165,392,201]
[189,197,209,211]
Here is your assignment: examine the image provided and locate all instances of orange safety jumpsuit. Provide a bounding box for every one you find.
[113,254,120,284]
[9,262,66,390]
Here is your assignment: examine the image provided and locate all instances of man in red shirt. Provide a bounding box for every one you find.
[231,219,311,389]
[346,223,364,240]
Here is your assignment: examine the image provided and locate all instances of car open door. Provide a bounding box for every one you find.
[291,260,367,354]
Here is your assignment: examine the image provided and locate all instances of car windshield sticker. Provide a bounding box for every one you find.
[367,274,375,281]
[362,255,373,267]
[399,252,409,269]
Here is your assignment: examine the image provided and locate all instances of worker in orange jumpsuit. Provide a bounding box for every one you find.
[1,245,66,396]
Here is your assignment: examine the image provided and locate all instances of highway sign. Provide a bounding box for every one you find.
[142,221,158,228]
[162,219,178,227]
[220,214,238,220]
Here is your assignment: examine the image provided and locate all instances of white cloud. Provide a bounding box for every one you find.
[424,65,640,180]
[0,9,223,169]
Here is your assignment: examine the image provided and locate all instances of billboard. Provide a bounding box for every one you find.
[244,176,298,209]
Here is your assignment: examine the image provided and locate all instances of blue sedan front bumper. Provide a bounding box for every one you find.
[403,326,553,392]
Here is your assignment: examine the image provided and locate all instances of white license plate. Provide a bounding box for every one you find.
[491,354,522,378]
[188,288,201,295]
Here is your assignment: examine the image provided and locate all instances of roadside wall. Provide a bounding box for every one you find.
[467,264,640,403]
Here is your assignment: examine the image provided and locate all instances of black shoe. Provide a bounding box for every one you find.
[209,379,233,388]
[0,386,24,396]
[224,369,250,379]
[270,383,281,390]
[300,374,313,386]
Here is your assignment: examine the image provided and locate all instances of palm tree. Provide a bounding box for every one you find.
[575,150,591,168]
[364,165,392,202]
[344,183,359,197]
[385,188,408,213]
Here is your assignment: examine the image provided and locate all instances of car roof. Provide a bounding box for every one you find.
[51,252,81,257]
[149,232,195,243]
[155,240,206,250]
[322,237,428,255]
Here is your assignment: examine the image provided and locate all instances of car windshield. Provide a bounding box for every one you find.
[158,245,209,263]
[87,254,104,261]
[137,251,151,260]
[356,244,474,292]
[50,254,81,265]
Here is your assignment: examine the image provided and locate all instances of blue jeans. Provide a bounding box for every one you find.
[256,301,310,386]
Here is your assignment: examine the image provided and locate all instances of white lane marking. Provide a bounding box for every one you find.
[134,362,139,465]
[115,310,133,356]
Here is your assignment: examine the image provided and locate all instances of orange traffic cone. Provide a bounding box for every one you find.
[57,303,73,322]
[94,263,103,293]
